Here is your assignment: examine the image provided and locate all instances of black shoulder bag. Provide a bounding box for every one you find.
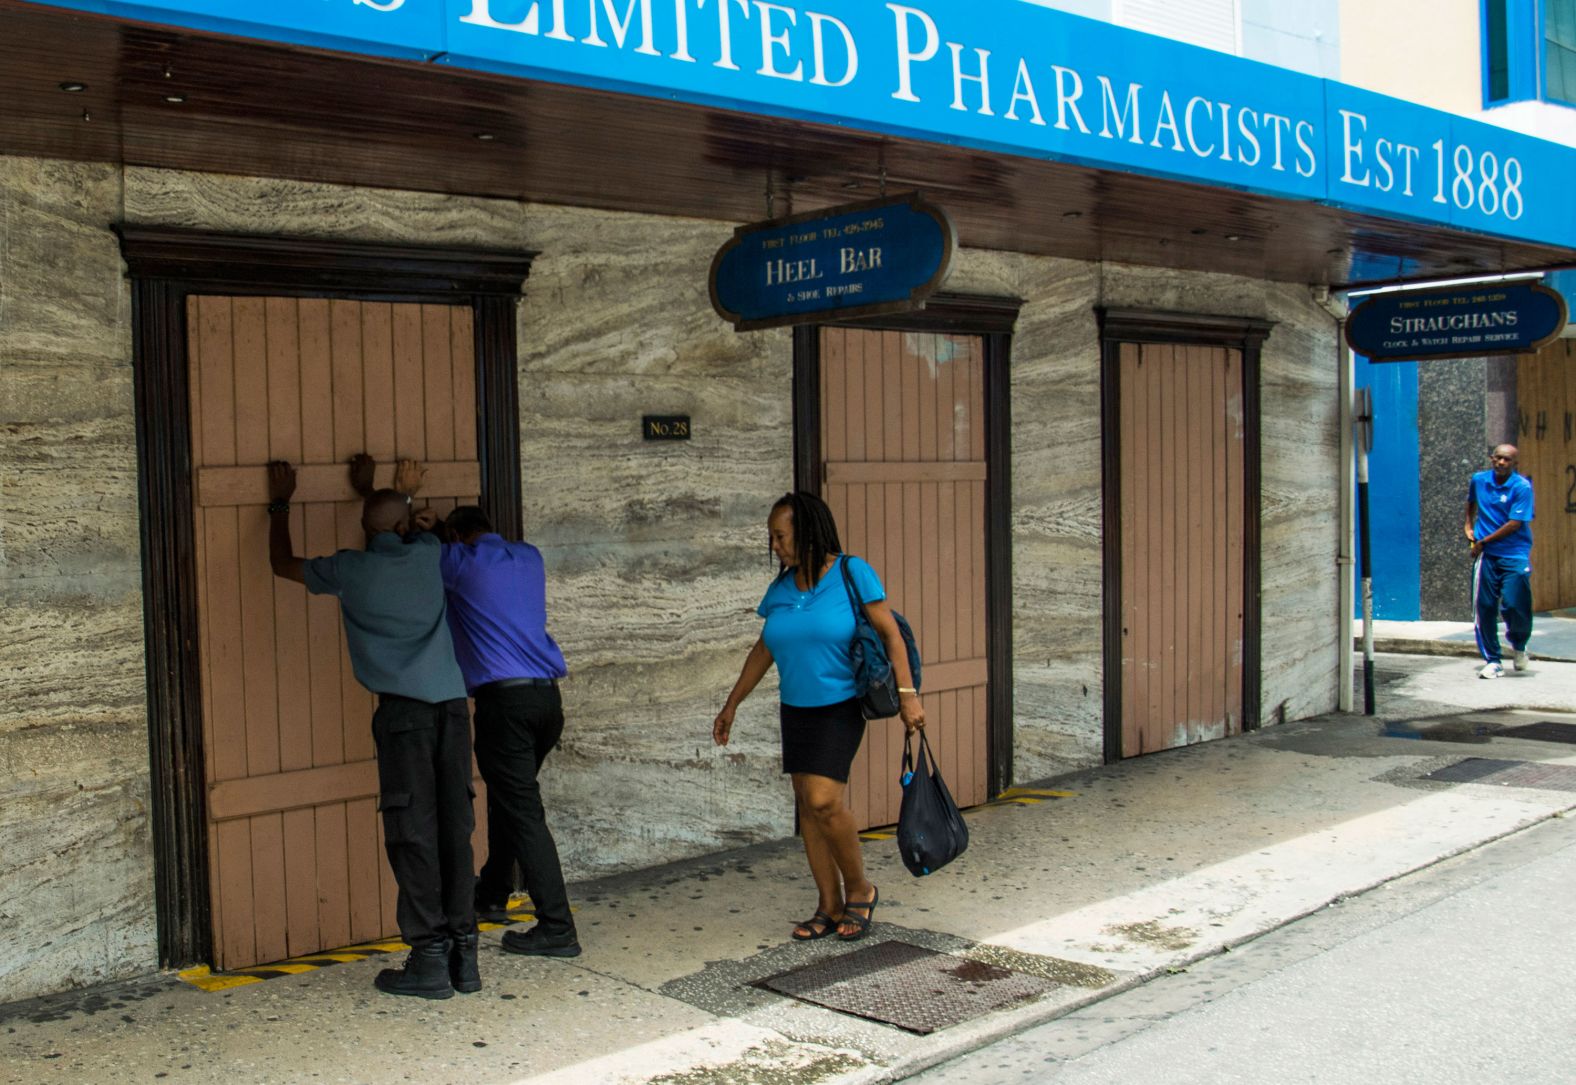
[839,555,922,720]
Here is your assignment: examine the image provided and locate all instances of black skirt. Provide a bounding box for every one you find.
[779,697,867,782]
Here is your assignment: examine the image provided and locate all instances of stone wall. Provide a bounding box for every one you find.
[2,161,799,1000]
[0,154,1342,1001]
[938,257,1343,774]
[1416,358,1525,622]
[0,158,155,1002]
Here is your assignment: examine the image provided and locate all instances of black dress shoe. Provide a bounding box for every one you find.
[474,891,512,924]
[449,932,481,994]
[500,926,581,958]
[374,939,455,999]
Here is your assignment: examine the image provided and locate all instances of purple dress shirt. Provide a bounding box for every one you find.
[438,533,568,692]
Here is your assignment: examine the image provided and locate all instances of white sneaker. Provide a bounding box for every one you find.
[1513,649,1530,672]
[1479,662,1503,680]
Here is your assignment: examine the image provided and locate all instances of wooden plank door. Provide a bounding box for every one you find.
[1515,339,1575,611]
[1117,341,1245,756]
[819,326,991,830]
[188,296,486,970]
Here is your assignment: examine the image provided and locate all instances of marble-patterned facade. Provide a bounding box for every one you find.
[1416,358,1522,621]
[0,155,1341,1001]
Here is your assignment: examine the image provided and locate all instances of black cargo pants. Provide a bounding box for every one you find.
[473,683,574,936]
[372,694,476,948]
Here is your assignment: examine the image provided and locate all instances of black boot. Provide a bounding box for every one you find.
[501,925,581,958]
[449,932,481,994]
[374,939,454,1000]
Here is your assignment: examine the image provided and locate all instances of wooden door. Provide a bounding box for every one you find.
[1515,338,1576,611]
[819,327,991,830]
[1117,341,1245,756]
[188,296,485,969]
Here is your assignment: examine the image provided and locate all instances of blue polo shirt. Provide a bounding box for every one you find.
[439,534,568,693]
[758,555,885,708]
[1469,469,1534,561]
[303,532,467,703]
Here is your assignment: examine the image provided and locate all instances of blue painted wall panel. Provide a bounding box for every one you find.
[1356,354,1422,619]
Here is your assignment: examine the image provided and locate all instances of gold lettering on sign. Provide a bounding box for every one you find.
[765,258,824,286]
[839,246,883,273]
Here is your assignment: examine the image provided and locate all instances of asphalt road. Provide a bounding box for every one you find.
[907,809,1576,1084]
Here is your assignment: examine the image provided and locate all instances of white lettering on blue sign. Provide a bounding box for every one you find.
[30,0,1576,250]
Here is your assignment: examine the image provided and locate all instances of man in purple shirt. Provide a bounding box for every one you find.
[415,500,580,958]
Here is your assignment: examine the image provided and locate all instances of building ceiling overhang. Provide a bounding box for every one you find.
[2,0,1572,290]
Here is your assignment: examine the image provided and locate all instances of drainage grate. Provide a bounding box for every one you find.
[1425,758,1576,792]
[1500,722,1576,745]
[755,940,1055,1035]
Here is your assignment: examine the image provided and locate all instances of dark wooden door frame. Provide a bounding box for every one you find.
[116,226,535,968]
[792,293,1021,797]
[1098,308,1274,762]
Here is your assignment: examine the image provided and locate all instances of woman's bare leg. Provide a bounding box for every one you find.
[796,773,874,937]
[792,774,845,928]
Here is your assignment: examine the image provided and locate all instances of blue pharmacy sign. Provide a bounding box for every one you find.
[30,1,1576,256]
[710,194,954,330]
[1347,281,1569,361]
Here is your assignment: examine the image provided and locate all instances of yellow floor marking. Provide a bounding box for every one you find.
[858,787,1078,836]
[235,963,318,975]
[288,953,367,963]
[478,914,535,932]
[179,896,563,991]
[178,967,265,993]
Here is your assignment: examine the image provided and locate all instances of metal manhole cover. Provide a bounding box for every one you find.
[1425,758,1576,791]
[1500,722,1576,745]
[1425,758,1524,783]
[754,940,1054,1035]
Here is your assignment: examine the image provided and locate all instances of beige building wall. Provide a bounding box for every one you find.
[0,154,1341,1001]
[1339,0,1482,115]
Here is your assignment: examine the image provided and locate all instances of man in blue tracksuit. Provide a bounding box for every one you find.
[1464,444,1535,679]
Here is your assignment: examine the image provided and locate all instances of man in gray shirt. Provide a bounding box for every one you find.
[267,456,477,1000]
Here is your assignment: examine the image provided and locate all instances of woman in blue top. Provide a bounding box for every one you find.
[712,492,924,942]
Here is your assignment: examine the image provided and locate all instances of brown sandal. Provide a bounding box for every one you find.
[792,910,840,941]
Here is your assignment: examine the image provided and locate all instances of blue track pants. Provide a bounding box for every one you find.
[1473,554,1533,664]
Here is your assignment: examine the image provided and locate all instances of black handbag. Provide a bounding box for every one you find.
[839,556,921,720]
[896,731,969,877]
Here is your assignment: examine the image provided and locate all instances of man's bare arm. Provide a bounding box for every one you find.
[267,461,306,583]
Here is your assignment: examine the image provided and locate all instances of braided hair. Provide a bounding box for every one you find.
[770,491,843,587]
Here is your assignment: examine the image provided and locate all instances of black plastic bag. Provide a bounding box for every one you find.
[896,731,969,877]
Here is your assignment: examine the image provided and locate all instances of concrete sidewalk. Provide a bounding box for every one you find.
[1363,609,1576,663]
[5,652,1576,1085]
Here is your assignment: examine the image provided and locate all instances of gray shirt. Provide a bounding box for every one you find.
[303,531,467,704]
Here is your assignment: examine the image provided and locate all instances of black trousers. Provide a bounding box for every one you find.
[371,695,476,948]
[473,683,574,935]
